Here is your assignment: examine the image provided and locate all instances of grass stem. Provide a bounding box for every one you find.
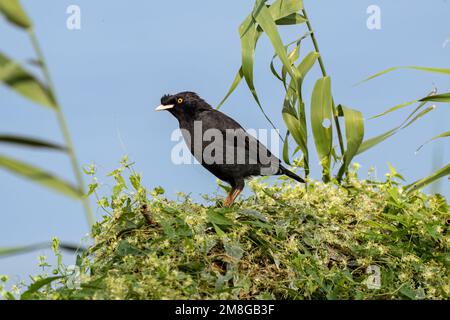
[28,29,94,227]
[302,7,346,161]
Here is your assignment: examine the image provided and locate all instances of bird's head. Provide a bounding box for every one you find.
[155,92,211,119]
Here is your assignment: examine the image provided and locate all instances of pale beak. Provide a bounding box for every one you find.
[155,104,175,111]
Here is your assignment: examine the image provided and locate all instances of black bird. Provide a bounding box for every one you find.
[156,91,304,206]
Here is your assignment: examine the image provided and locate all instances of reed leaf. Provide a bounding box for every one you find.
[311,77,333,181]
[406,163,450,193]
[336,105,364,180]
[282,131,291,165]
[419,93,450,103]
[0,0,31,29]
[253,0,301,85]
[0,155,82,199]
[358,66,450,85]
[416,131,450,152]
[0,134,66,151]
[21,276,63,300]
[369,99,418,119]
[0,243,46,257]
[0,242,83,258]
[0,52,56,109]
[357,104,435,155]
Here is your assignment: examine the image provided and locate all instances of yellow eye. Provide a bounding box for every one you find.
[177,98,183,104]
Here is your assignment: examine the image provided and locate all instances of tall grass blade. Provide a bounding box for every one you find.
[0,155,82,199]
[416,131,450,152]
[21,276,63,300]
[419,93,450,103]
[0,243,47,257]
[406,163,450,193]
[0,0,31,29]
[357,104,435,155]
[358,66,450,85]
[0,135,66,151]
[0,53,56,109]
[282,131,291,165]
[369,99,417,119]
[336,105,364,180]
[310,77,333,181]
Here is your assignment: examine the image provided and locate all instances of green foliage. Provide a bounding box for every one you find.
[0,0,93,225]
[4,163,449,300]
[219,0,448,189]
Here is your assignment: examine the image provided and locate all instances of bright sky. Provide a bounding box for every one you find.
[0,0,449,284]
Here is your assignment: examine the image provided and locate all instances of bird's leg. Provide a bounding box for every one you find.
[224,187,243,207]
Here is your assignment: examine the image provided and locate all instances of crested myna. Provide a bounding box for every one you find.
[156,91,304,207]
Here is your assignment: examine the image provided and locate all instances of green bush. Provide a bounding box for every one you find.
[2,161,449,300]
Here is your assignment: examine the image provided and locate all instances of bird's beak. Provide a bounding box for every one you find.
[155,104,175,111]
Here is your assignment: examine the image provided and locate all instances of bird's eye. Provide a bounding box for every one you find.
[177,98,183,104]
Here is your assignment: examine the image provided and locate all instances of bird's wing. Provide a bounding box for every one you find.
[200,109,281,174]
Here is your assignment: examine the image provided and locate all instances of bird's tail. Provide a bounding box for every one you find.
[279,166,305,183]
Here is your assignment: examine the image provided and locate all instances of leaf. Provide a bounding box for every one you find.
[416,131,450,152]
[369,99,417,119]
[0,155,82,199]
[406,163,450,193]
[419,93,450,103]
[310,77,333,181]
[0,243,47,257]
[357,66,450,85]
[0,242,84,258]
[282,108,307,162]
[298,51,320,79]
[357,102,435,155]
[399,285,419,300]
[0,52,56,109]
[21,276,62,300]
[0,134,66,151]
[357,128,397,155]
[336,105,364,180]
[275,13,307,25]
[269,0,304,21]
[282,131,291,165]
[370,89,436,119]
[207,210,235,226]
[253,0,301,84]
[358,66,450,85]
[0,0,31,29]
[216,67,243,110]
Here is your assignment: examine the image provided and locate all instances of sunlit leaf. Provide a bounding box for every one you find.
[357,103,435,155]
[0,155,82,199]
[0,242,82,258]
[21,276,63,300]
[0,243,46,257]
[282,109,306,157]
[419,92,450,103]
[0,134,66,151]
[406,163,450,193]
[0,53,56,109]
[269,0,303,21]
[369,99,417,119]
[357,128,397,155]
[275,13,307,25]
[416,131,450,152]
[216,68,243,110]
[298,51,319,79]
[282,131,291,165]
[253,0,301,84]
[336,105,364,180]
[310,77,333,181]
[0,0,31,29]
[358,66,450,85]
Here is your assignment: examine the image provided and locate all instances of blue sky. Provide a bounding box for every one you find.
[0,0,449,284]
